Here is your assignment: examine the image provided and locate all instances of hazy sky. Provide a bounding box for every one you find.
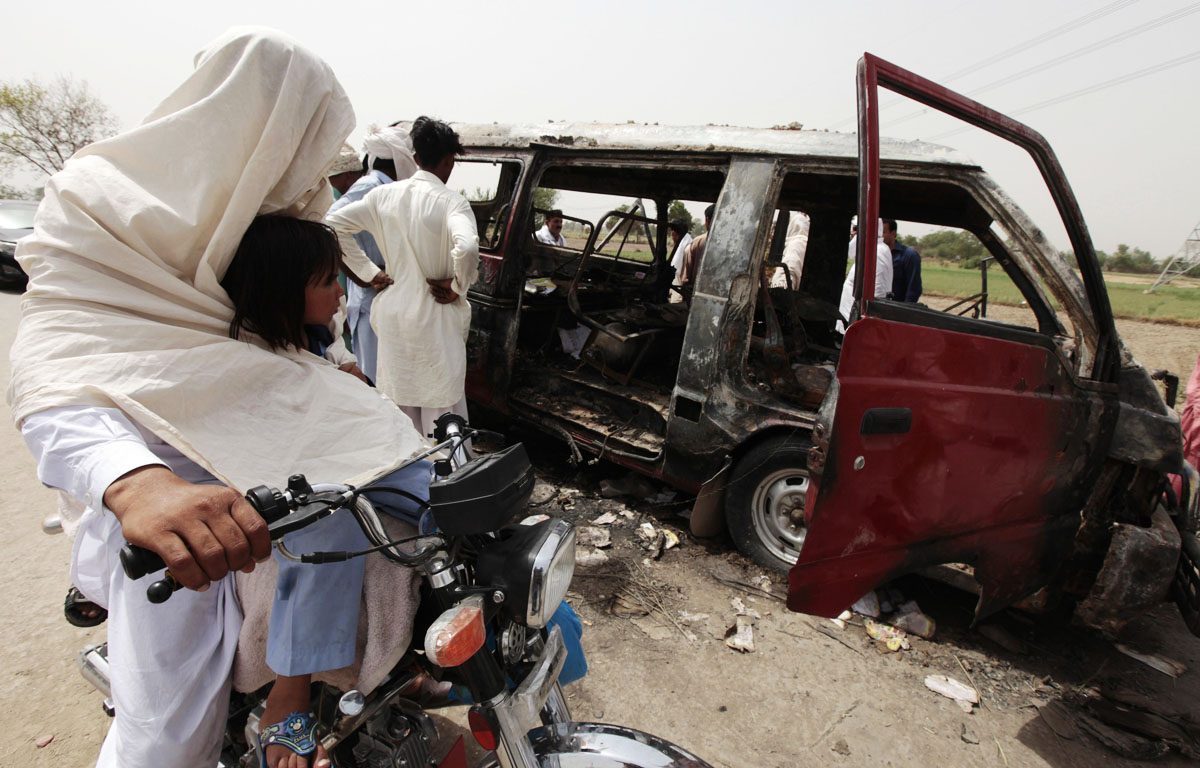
[4,0,1199,259]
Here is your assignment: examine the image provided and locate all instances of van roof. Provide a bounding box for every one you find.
[400,121,978,167]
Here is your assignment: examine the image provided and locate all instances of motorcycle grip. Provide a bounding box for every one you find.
[119,543,165,580]
[118,483,293,602]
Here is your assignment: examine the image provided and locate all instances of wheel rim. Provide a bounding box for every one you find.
[749,468,809,565]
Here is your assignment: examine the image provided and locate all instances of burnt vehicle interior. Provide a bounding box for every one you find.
[743,167,1073,408]
[493,160,727,462]
[461,151,1077,470]
[475,153,1080,456]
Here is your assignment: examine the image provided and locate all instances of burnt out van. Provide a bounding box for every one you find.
[398,54,1196,634]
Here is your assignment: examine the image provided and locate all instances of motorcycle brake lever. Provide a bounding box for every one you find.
[266,492,348,538]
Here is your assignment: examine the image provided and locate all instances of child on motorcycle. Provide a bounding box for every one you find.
[222,214,427,768]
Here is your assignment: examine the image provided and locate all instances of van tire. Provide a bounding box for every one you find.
[724,436,812,573]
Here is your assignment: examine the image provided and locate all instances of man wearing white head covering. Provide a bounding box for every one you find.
[837,218,895,332]
[11,28,425,767]
[331,123,418,381]
[327,117,479,438]
[328,142,363,197]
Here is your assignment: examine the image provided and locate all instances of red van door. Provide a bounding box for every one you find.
[787,54,1120,623]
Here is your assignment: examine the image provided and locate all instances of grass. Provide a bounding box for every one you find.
[921,262,1200,325]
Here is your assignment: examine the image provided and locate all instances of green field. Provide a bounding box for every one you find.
[921,263,1200,325]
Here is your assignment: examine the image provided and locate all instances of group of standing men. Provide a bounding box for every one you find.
[323,119,479,436]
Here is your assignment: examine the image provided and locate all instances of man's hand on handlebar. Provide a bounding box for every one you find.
[105,466,271,591]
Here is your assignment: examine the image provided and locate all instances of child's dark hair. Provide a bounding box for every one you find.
[222,215,342,351]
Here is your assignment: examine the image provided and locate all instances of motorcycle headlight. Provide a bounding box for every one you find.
[476,518,575,629]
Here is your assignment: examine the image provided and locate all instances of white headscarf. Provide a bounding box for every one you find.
[9,27,424,491]
[362,123,418,180]
[329,142,363,176]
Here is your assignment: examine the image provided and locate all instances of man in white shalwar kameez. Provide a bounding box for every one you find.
[328,124,418,381]
[327,117,480,437]
[838,218,895,332]
[10,29,427,768]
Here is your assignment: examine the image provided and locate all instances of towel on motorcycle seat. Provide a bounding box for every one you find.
[233,513,422,695]
[8,26,426,497]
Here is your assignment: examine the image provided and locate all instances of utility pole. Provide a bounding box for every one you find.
[1146,221,1200,293]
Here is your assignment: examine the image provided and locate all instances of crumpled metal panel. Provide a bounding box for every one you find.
[1075,507,1181,636]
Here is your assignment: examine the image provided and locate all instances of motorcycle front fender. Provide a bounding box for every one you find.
[526,722,713,767]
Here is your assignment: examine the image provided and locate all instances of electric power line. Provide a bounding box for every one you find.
[826,0,1140,129]
[886,1,1200,129]
[924,48,1200,141]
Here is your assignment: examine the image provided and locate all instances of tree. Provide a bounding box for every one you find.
[1105,243,1156,274]
[0,76,118,177]
[0,181,37,200]
[667,200,695,235]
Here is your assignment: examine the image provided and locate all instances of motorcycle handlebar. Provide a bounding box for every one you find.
[121,424,479,603]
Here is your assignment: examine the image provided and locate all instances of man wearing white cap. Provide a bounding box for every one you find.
[327,142,363,197]
[329,124,418,381]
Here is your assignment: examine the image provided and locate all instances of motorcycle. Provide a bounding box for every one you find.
[65,416,714,768]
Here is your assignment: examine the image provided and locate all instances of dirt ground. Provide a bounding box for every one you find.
[1,287,1197,768]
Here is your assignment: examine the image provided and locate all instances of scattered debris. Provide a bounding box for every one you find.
[1075,709,1171,760]
[712,574,784,602]
[646,490,678,505]
[890,601,936,639]
[591,511,619,526]
[678,610,709,624]
[575,526,612,549]
[576,548,610,568]
[1037,700,1079,740]
[1114,643,1187,678]
[662,529,680,551]
[977,624,1028,655]
[851,590,880,618]
[606,594,649,618]
[598,473,656,499]
[636,522,666,558]
[35,734,54,748]
[864,617,909,651]
[724,616,755,652]
[960,723,980,745]
[752,575,773,594]
[830,738,851,756]
[729,597,762,620]
[924,674,978,713]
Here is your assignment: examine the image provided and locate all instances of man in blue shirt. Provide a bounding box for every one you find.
[883,218,922,302]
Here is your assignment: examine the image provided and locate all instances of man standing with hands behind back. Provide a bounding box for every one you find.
[327,117,479,436]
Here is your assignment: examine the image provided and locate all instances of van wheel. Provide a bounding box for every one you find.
[725,436,812,573]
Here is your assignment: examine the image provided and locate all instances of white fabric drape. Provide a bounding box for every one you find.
[8,26,425,493]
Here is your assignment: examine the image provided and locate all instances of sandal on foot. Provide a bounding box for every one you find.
[260,710,319,768]
[64,586,107,628]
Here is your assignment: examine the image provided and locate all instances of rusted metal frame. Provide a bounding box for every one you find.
[857,52,1119,382]
[566,207,662,343]
[940,257,994,318]
[853,57,881,322]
